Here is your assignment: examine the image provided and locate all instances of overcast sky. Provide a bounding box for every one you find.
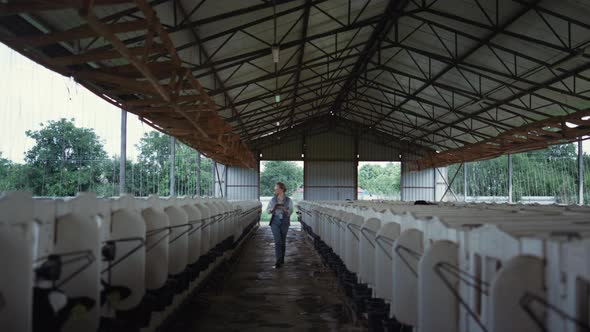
[0,42,588,165]
[0,43,147,163]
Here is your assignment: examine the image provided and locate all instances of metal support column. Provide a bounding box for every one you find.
[212,160,216,197]
[119,109,127,194]
[196,152,201,196]
[214,162,224,198]
[579,140,584,205]
[170,137,176,196]
[257,158,261,200]
[400,158,404,201]
[354,134,359,201]
[433,167,437,201]
[463,162,467,202]
[224,165,228,199]
[508,154,513,204]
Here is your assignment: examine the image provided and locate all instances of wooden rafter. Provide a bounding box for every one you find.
[0,0,255,168]
[55,0,254,167]
[51,44,166,66]
[409,109,590,171]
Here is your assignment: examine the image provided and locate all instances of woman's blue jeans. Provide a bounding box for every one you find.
[270,215,289,263]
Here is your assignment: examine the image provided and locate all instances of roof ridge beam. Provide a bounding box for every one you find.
[329,0,409,116]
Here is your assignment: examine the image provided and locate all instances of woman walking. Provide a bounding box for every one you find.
[266,182,293,268]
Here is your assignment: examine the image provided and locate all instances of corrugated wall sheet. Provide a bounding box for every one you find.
[306,132,354,161]
[401,153,448,202]
[226,165,259,201]
[255,127,404,162]
[305,161,356,201]
[258,137,303,160]
[358,137,401,161]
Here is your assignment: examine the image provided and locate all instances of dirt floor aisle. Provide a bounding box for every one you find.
[171,224,361,332]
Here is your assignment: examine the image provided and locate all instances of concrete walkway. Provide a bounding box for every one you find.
[170,224,361,331]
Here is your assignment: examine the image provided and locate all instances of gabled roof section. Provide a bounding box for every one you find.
[249,114,431,156]
[1,0,590,168]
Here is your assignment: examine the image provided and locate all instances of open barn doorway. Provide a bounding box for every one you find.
[357,162,401,201]
[259,160,304,223]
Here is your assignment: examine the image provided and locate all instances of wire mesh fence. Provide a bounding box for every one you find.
[449,143,588,204]
[0,153,215,198]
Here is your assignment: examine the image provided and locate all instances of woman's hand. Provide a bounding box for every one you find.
[271,205,287,213]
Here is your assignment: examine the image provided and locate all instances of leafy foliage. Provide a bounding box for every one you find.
[0,153,31,192]
[449,144,588,204]
[0,119,215,197]
[1,119,588,205]
[258,161,401,198]
[259,161,303,196]
[358,163,401,195]
[22,118,108,196]
[130,131,213,196]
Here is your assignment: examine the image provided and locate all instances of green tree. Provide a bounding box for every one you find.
[0,153,30,191]
[358,163,401,196]
[24,118,108,196]
[358,164,380,188]
[513,144,577,203]
[449,143,580,204]
[468,155,509,197]
[260,161,303,196]
[134,131,214,196]
[0,153,12,190]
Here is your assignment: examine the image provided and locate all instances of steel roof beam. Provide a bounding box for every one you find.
[203,27,365,97]
[415,59,590,142]
[354,87,495,140]
[415,8,582,55]
[243,107,426,147]
[290,0,318,126]
[377,41,590,105]
[339,101,459,150]
[95,0,299,46]
[249,116,429,154]
[221,70,354,115]
[175,1,251,140]
[329,0,409,115]
[342,89,492,143]
[369,0,541,131]
[182,14,381,73]
[366,64,545,126]
[363,77,544,130]
[391,16,590,103]
[237,91,343,127]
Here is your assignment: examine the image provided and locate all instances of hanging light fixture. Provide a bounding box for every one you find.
[272,45,280,63]
[272,2,280,106]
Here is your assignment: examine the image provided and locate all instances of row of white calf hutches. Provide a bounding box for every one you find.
[0,191,261,332]
[297,200,590,332]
